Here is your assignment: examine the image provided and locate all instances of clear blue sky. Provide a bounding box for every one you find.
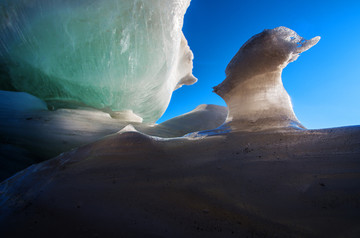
[158,0,360,129]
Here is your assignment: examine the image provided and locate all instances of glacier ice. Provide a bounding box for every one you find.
[149,104,228,137]
[0,90,227,181]
[0,0,196,122]
[0,25,322,180]
[214,26,320,131]
[1,21,360,237]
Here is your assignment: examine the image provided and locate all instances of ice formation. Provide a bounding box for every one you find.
[0,0,196,122]
[147,104,228,137]
[214,27,320,131]
[0,90,227,180]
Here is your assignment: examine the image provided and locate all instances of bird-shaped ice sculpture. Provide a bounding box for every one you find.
[214,26,320,131]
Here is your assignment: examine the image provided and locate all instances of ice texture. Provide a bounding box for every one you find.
[0,0,196,122]
[214,27,320,131]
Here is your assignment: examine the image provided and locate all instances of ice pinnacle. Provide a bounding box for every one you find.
[214,26,320,131]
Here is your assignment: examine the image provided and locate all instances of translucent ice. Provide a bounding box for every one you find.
[214,27,320,131]
[0,0,196,122]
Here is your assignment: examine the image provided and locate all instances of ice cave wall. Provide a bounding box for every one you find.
[0,0,196,122]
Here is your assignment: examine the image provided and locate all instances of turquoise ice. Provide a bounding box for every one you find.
[0,0,196,122]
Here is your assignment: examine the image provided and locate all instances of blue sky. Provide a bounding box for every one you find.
[158,0,360,129]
